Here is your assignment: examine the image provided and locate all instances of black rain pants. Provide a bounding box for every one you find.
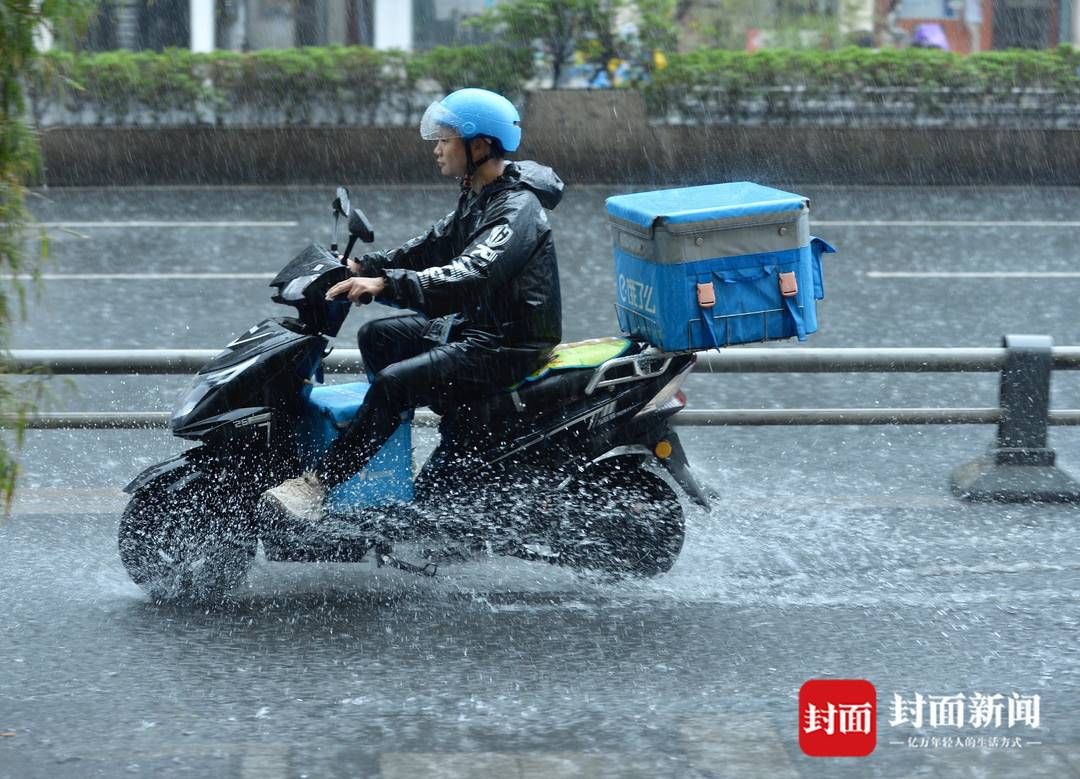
[315,313,542,488]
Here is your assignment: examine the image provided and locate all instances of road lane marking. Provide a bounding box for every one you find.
[240,744,290,779]
[381,752,647,778]
[35,220,299,228]
[10,487,128,515]
[816,220,1080,227]
[47,742,292,772]
[16,272,276,280]
[866,271,1080,279]
[681,715,798,778]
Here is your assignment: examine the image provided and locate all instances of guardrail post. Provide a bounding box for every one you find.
[952,334,1080,502]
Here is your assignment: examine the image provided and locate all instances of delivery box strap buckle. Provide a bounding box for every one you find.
[778,271,798,298]
[777,271,807,341]
[695,277,720,348]
[696,281,716,309]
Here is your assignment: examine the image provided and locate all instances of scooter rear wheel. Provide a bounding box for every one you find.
[555,461,685,578]
[119,475,256,604]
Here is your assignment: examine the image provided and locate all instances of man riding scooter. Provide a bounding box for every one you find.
[261,87,565,526]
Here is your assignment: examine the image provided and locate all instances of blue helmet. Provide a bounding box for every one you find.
[420,88,522,153]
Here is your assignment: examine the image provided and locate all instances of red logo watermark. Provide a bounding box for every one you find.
[799,679,877,757]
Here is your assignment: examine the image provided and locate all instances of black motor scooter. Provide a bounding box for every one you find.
[119,189,709,602]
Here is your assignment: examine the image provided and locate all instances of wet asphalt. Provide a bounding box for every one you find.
[1,184,1078,778]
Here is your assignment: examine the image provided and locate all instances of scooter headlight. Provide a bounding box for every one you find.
[201,356,260,388]
[172,356,259,420]
[281,274,317,301]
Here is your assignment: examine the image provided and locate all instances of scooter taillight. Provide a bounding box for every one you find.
[636,362,693,418]
[652,389,687,415]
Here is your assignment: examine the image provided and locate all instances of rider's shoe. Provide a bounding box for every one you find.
[260,472,327,525]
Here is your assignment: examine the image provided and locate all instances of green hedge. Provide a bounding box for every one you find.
[27,44,535,125]
[25,43,1080,126]
[654,46,1080,93]
[646,45,1080,116]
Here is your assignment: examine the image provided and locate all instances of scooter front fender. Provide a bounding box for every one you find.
[123,452,197,495]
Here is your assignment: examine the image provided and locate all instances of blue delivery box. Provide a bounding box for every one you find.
[606,182,834,352]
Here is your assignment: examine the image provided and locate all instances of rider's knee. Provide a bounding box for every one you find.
[356,319,381,356]
[369,363,407,398]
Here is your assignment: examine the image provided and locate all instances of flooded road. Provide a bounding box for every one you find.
[2,184,1079,777]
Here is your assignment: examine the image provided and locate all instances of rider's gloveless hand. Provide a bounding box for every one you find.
[326,276,385,304]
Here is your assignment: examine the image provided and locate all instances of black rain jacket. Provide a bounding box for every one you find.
[358,161,564,368]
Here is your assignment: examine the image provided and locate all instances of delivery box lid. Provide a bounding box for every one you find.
[606,182,808,233]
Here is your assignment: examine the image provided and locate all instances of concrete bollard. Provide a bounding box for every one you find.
[951,334,1080,503]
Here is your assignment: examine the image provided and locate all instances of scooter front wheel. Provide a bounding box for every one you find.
[554,460,685,578]
[119,475,256,604]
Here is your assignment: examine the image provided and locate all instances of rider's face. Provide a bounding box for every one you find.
[433,134,466,178]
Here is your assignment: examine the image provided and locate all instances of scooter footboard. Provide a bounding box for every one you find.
[123,452,197,495]
[299,381,415,511]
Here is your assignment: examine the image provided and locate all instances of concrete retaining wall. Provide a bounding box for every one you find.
[38,91,1080,186]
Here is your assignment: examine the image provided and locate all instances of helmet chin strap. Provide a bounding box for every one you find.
[461,139,492,190]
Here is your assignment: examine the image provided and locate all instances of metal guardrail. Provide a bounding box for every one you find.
[694,347,1080,373]
[6,337,1080,501]
[10,345,1080,376]
[6,343,1080,430]
[20,408,1080,431]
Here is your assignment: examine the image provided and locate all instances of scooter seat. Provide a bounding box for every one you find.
[454,337,637,423]
[520,337,634,384]
[312,340,638,428]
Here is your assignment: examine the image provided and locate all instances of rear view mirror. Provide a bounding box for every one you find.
[349,208,375,243]
[332,186,351,219]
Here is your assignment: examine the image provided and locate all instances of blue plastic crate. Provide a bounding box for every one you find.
[606,182,834,352]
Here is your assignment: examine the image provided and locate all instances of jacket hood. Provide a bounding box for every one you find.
[495,161,564,210]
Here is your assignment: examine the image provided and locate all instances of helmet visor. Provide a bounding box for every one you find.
[420,101,464,141]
